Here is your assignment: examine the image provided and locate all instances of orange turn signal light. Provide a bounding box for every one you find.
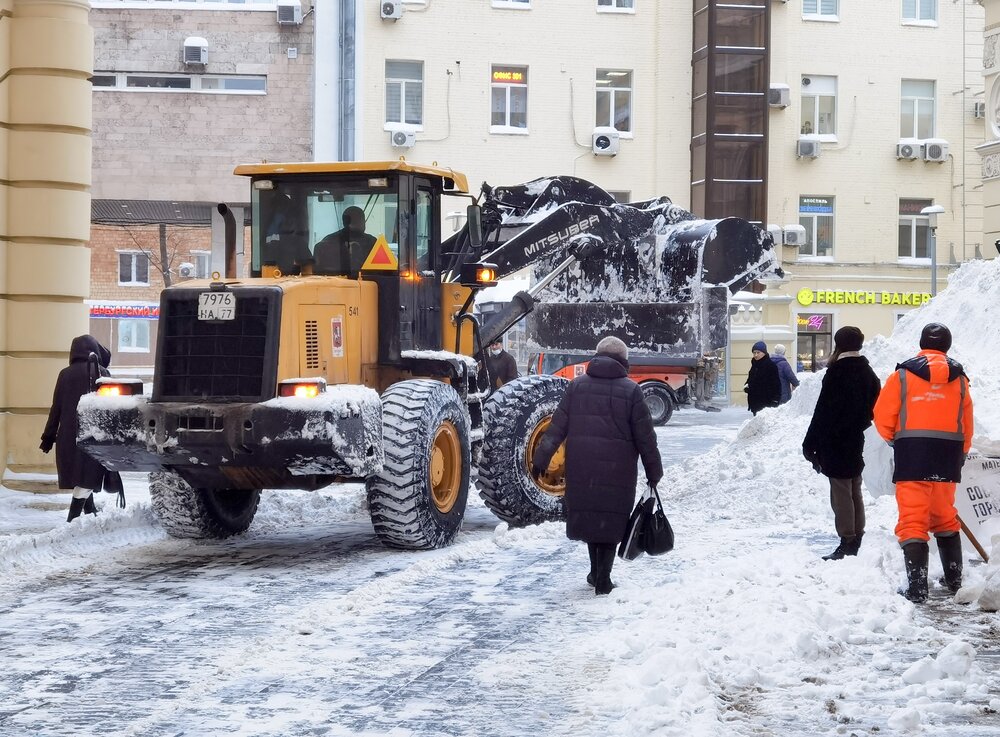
[95,379,144,396]
[477,267,496,283]
[277,379,327,398]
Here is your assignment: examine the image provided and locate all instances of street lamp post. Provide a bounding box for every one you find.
[921,205,945,297]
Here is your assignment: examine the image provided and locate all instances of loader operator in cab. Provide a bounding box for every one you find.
[315,206,377,277]
[261,193,312,275]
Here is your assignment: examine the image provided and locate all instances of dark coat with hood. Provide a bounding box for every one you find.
[41,335,112,490]
[531,353,663,544]
[745,352,781,414]
[802,355,882,479]
[772,354,800,404]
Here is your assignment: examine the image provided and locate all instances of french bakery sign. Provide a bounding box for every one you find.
[796,288,931,307]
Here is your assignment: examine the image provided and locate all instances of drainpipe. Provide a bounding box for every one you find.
[339,0,356,161]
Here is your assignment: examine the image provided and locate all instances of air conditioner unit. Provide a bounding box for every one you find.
[178,262,195,279]
[896,140,920,160]
[183,37,208,66]
[381,1,403,19]
[277,0,303,25]
[592,126,620,156]
[766,223,782,246]
[783,224,807,247]
[796,139,820,159]
[390,129,415,148]
[924,139,949,163]
[768,84,790,108]
[974,101,986,119]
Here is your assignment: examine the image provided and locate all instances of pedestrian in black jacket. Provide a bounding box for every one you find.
[481,340,519,390]
[802,326,881,560]
[531,336,663,596]
[40,335,113,521]
[745,341,781,415]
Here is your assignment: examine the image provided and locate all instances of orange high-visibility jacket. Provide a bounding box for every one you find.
[873,349,973,483]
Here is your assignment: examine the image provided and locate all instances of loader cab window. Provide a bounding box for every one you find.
[251,178,400,277]
[416,189,432,267]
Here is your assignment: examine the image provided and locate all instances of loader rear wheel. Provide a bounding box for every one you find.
[478,375,569,526]
[641,382,674,425]
[149,471,260,539]
[366,380,471,550]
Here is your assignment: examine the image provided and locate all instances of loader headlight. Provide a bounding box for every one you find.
[95,378,144,397]
[278,378,327,398]
[459,262,498,288]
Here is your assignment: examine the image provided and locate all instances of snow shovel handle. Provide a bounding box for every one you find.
[958,514,990,563]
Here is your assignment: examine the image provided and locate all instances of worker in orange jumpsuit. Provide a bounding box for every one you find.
[873,323,974,603]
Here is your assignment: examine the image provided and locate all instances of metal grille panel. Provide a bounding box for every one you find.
[305,320,320,370]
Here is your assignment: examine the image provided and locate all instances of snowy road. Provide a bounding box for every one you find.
[1,406,999,736]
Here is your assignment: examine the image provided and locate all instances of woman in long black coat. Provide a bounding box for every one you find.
[40,335,113,521]
[532,336,663,596]
[802,326,881,560]
[745,341,781,415]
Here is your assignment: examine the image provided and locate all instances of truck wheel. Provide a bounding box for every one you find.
[641,382,674,425]
[367,380,471,550]
[149,471,260,539]
[478,375,569,526]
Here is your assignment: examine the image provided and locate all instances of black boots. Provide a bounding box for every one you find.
[900,541,929,603]
[586,544,597,587]
[823,533,864,560]
[67,493,98,522]
[593,544,617,596]
[936,533,963,593]
[845,533,863,556]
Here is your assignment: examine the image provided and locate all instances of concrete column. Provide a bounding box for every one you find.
[1,0,92,490]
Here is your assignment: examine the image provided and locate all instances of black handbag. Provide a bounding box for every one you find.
[642,485,674,556]
[618,493,654,561]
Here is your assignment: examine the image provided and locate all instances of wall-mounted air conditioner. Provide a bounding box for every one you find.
[783,224,807,247]
[178,262,195,279]
[381,1,403,19]
[277,0,303,25]
[766,224,782,246]
[592,126,620,156]
[796,139,820,159]
[768,84,790,108]
[389,129,415,148]
[924,139,949,163]
[183,37,208,65]
[896,140,920,160]
[974,101,986,119]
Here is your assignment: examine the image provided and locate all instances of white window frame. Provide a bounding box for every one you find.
[384,60,424,131]
[117,318,151,354]
[91,72,266,95]
[118,252,151,286]
[596,69,633,135]
[798,196,835,260]
[597,0,635,12]
[490,65,529,134]
[192,250,212,279]
[607,190,631,203]
[902,0,937,25]
[900,80,936,140]
[91,0,275,8]
[898,198,933,262]
[800,75,837,142]
[802,0,838,21]
[491,0,530,8]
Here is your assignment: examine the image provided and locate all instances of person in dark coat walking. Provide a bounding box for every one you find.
[802,326,882,560]
[531,336,663,596]
[745,341,781,415]
[771,344,800,405]
[40,335,114,521]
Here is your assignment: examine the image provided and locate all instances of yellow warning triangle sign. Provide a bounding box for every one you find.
[360,235,398,271]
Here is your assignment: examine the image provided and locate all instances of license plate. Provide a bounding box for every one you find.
[198,292,236,321]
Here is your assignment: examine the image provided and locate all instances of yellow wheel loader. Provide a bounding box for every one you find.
[79,160,780,549]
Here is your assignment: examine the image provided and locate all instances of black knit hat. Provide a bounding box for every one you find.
[919,323,952,353]
[834,326,864,352]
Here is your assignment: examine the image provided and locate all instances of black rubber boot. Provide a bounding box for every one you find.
[594,544,617,596]
[822,537,853,561]
[899,541,929,603]
[936,533,963,593]
[845,532,863,557]
[586,543,597,587]
[82,493,98,516]
[66,497,86,522]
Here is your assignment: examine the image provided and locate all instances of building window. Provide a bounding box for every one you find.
[607,190,631,203]
[92,72,266,95]
[92,0,274,5]
[898,199,933,260]
[491,65,528,132]
[598,0,635,10]
[798,196,835,258]
[385,61,423,127]
[596,69,633,133]
[803,0,838,19]
[492,0,530,7]
[119,252,150,286]
[193,251,212,279]
[900,80,935,140]
[796,313,833,372]
[903,0,936,22]
[800,76,836,137]
[118,319,151,353]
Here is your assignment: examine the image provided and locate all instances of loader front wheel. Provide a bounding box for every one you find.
[149,471,260,539]
[367,380,471,550]
[478,375,569,526]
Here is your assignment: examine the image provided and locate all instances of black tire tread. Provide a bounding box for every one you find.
[149,471,260,539]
